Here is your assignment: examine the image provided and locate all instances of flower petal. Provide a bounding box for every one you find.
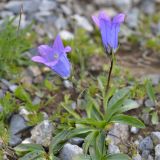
[113,13,125,24]
[98,11,111,21]
[38,45,53,57]
[110,23,120,50]
[92,15,100,27]
[64,46,72,53]
[52,35,64,51]
[31,56,46,63]
[52,54,71,79]
[99,18,112,50]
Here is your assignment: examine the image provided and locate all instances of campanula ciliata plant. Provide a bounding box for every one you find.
[92,11,125,54]
[23,11,145,160]
[32,35,72,79]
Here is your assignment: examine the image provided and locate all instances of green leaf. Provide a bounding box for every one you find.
[69,128,96,138]
[15,144,44,156]
[14,86,31,104]
[118,99,140,113]
[151,111,159,125]
[76,118,106,128]
[62,104,80,119]
[95,131,106,157]
[49,130,71,155]
[105,88,130,121]
[83,131,98,154]
[106,153,131,160]
[19,150,45,160]
[146,80,156,103]
[110,114,145,128]
[104,87,116,112]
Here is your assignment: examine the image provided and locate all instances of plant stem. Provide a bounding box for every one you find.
[106,53,114,94]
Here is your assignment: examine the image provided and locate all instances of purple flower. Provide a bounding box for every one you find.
[31,35,72,79]
[92,11,125,53]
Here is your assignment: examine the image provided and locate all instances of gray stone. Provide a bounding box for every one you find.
[59,143,83,160]
[59,30,74,41]
[144,74,160,86]
[113,0,132,11]
[5,1,22,13]
[33,11,53,23]
[141,113,150,125]
[148,155,154,160]
[141,150,150,159]
[133,0,141,5]
[13,14,30,29]
[155,144,160,160]
[61,5,72,15]
[151,132,160,145]
[9,114,27,135]
[133,153,142,160]
[0,90,4,98]
[5,0,39,14]
[39,0,57,11]
[139,136,153,151]
[130,126,139,134]
[9,84,18,92]
[69,138,84,146]
[140,0,156,15]
[108,144,120,154]
[31,120,54,147]
[71,102,76,110]
[93,0,113,6]
[9,135,22,147]
[55,16,68,30]
[63,80,73,89]
[0,11,14,19]
[0,105,3,113]
[126,8,139,29]
[32,96,41,105]
[145,99,155,108]
[9,114,27,147]
[28,66,41,77]
[72,15,93,32]
[106,123,129,145]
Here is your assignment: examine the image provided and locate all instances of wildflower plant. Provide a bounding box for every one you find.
[15,11,145,160]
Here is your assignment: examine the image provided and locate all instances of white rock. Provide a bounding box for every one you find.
[72,15,93,32]
[106,123,129,145]
[131,126,139,134]
[39,0,57,11]
[19,107,30,121]
[28,66,41,77]
[155,144,160,160]
[59,143,83,160]
[151,132,160,145]
[108,144,120,154]
[31,120,54,147]
[59,30,74,40]
[21,138,33,144]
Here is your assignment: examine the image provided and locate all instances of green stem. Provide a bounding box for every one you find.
[106,53,114,94]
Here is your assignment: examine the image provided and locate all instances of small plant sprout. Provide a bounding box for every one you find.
[32,35,72,79]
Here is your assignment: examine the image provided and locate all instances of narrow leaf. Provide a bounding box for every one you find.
[118,99,140,113]
[146,80,156,103]
[110,114,145,128]
[83,131,98,154]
